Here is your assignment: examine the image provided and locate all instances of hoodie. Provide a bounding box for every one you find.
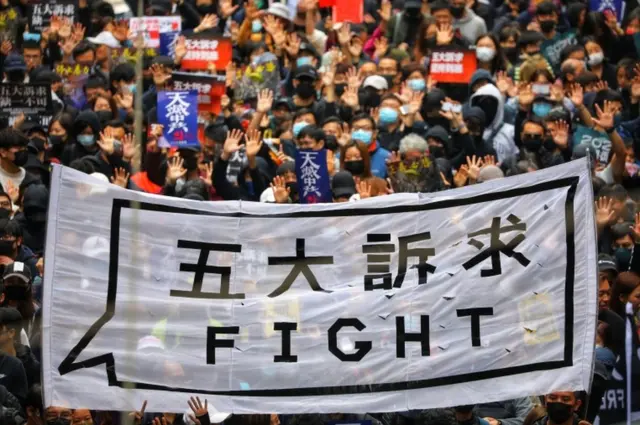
[15,184,49,255]
[15,344,39,387]
[453,8,488,46]
[0,352,27,403]
[61,110,102,165]
[470,84,519,163]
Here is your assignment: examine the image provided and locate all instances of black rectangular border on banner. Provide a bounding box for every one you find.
[58,176,579,397]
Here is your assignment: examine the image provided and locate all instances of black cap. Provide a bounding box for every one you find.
[598,254,618,274]
[299,42,319,58]
[0,307,23,327]
[332,171,356,199]
[3,262,32,284]
[274,97,294,111]
[294,65,318,80]
[426,125,450,144]
[518,30,545,47]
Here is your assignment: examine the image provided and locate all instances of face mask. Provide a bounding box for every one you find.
[503,47,518,62]
[30,137,46,152]
[588,52,604,67]
[359,89,381,109]
[335,83,347,97]
[197,4,216,15]
[532,102,552,118]
[352,129,373,145]
[49,135,65,146]
[344,159,365,176]
[379,107,399,125]
[382,74,395,88]
[293,122,309,138]
[539,20,556,33]
[47,419,71,425]
[476,47,496,62]
[12,150,28,167]
[523,134,543,151]
[614,247,632,271]
[429,144,445,158]
[546,402,574,424]
[127,83,137,94]
[451,5,465,18]
[77,134,96,147]
[0,240,15,258]
[295,81,316,99]
[286,181,299,200]
[408,78,426,92]
[4,285,28,301]
[543,137,557,151]
[296,57,313,67]
[252,20,263,33]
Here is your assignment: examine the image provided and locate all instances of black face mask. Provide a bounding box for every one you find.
[0,240,15,258]
[359,88,381,109]
[197,4,217,15]
[49,135,66,147]
[471,95,498,124]
[543,137,557,151]
[344,160,365,176]
[382,74,395,88]
[47,419,71,425]
[523,134,543,151]
[295,81,316,100]
[546,403,574,424]
[503,47,518,63]
[540,20,556,33]
[404,7,422,18]
[13,150,28,167]
[325,135,338,151]
[451,5,465,18]
[286,181,299,201]
[4,285,29,301]
[335,83,347,97]
[0,209,10,220]
[30,137,46,152]
[429,144,445,158]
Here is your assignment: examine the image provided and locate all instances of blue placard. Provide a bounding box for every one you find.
[589,0,624,22]
[159,31,179,58]
[295,149,332,204]
[157,90,199,147]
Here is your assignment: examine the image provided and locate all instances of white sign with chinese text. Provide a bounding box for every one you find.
[42,160,597,414]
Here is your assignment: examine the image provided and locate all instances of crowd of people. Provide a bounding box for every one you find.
[0,0,638,422]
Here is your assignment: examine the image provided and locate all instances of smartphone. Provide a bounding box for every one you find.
[451,104,462,113]
[441,102,452,112]
[532,83,550,95]
[113,140,123,155]
[400,105,411,115]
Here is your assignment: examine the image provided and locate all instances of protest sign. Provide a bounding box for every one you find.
[159,31,179,58]
[572,124,611,165]
[295,150,332,203]
[0,83,52,125]
[181,34,232,71]
[56,64,91,109]
[429,49,476,84]
[43,159,597,414]
[172,71,226,114]
[28,0,76,33]
[333,0,363,23]
[129,16,181,48]
[0,8,19,42]
[589,0,625,23]
[111,47,157,64]
[157,90,199,147]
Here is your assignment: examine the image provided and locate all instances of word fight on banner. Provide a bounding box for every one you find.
[171,72,226,114]
[42,159,597,414]
[429,49,476,84]
[129,16,181,48]
[181,34,232,71]
[157,90,199,147]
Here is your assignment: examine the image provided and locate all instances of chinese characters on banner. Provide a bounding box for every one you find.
[295,150,332,204]
[28,0,75,33]
[43,159,597,414]
[111,47,158,64]
[160,31,179,58]
[129,16,181,48]
[171,72,226,114]
[157,90,199,147]
[56,64,91,110]
[0,83,52,127]
[429,49,477,84]
[181,34,232,71]
[589,0,625,22]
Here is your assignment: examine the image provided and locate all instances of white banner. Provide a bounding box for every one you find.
[43,159,597,414]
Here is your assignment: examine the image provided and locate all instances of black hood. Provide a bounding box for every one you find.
[73,110,101,137]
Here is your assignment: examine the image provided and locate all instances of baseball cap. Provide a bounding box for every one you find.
[332,171,357,199]
[4,54,26,72]
[3,262,32,284]
[294,65,318,80]
[274,97,294,111]
[86,31,121,48]
[363,75,388,91]
[267,2,291,21]
[598,254,618,273]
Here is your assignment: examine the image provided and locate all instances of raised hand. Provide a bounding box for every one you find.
[256,89,274,114]
[112,19,130,42]
[110,167,130,188]
[378,0,392,22]
[373,36,389,60]
[482,155,497,167]
[220,0,239,18]
[151,63,171,86]
[245,129,263,158]
[174,35,187,64]
[188,396,208,420]
[195,14,219,33]
[346,67,364,90]
[337,23,351,46]
[386,151,401,174]
[549,120,569,149]
[200,162,214,187]
[593,100,615,130]
[568,83,583,106]
[221,129,244,160]
[4,179,18,204]
[98,128,116,155]
[128,401,147,425]
[285,33,301,57]
[518,83,534,109]
[632,212,640,241]
[271,175,290,203]
[357,179,372,199]
[166,156,187,183]
[595,196,615,229]
[454,164,469,187]
[341,86,360,109]
[436,23,454,45]
[466,155,483,182]
[152,417,168,425]
[322,63,336,88]
[496,71,513,96]
[114,92,134,110]
[0,40,11,56]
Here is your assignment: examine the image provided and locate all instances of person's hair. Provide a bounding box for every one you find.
[380,93,403,105]
[599,184,627,201]
[351,113,376,131]
[0,307,22,345]
[339,141,372,178]
[89,94,119,118]
[322,116,342,127]
[399,133,429,154]
[560,43,586,63]
[25,384,43,412]
[110,63,136,86]
[430,0,451,13]
[2,274,35,323]
[85,74,108,91]
[499,26,520,45]
[1,219,22,240]
[22,40,41,52]
[72,41,95,61]
[522,116,546,131]
[49,112,74,135]
[616,58,636,80]
[298,125,325,143]
[476,33,509,73]
[0,128,28,150]
[401,63,428,81]
[536,1,557,16]
[530,68,554,83]
[335,63,351,75]
[105,120,125,130]
[610,271,640,316]
[415,17,437,56]
[293,108,315,123]
[69,157,98,174]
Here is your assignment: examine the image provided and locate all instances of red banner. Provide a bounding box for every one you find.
[180,35,232,71]
[429,49,476,84]
[333,0,363,23]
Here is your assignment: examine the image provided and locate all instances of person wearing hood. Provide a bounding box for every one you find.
[385,0,430,48]
[0,307,39,387]
[422,88,451,131]
[470,83,519,163]
[425,125,451,159]
[440,102,496,168]
[14,185,48,256]
[0,219,39,283]
[450,0,488,45]
[0,128,40,195]
[61,110,102,165]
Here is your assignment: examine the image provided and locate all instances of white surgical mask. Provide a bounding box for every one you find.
[476,46,496,62]
[588,51,604,67]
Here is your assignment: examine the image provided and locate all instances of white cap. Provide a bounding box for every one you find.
[266,3,291,21]
[86,31,121,48]
[260,187,276,203]
[363,75,388,91]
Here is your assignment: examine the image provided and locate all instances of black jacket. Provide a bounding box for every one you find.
[15,344,39,387]
[0,352,27,403]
